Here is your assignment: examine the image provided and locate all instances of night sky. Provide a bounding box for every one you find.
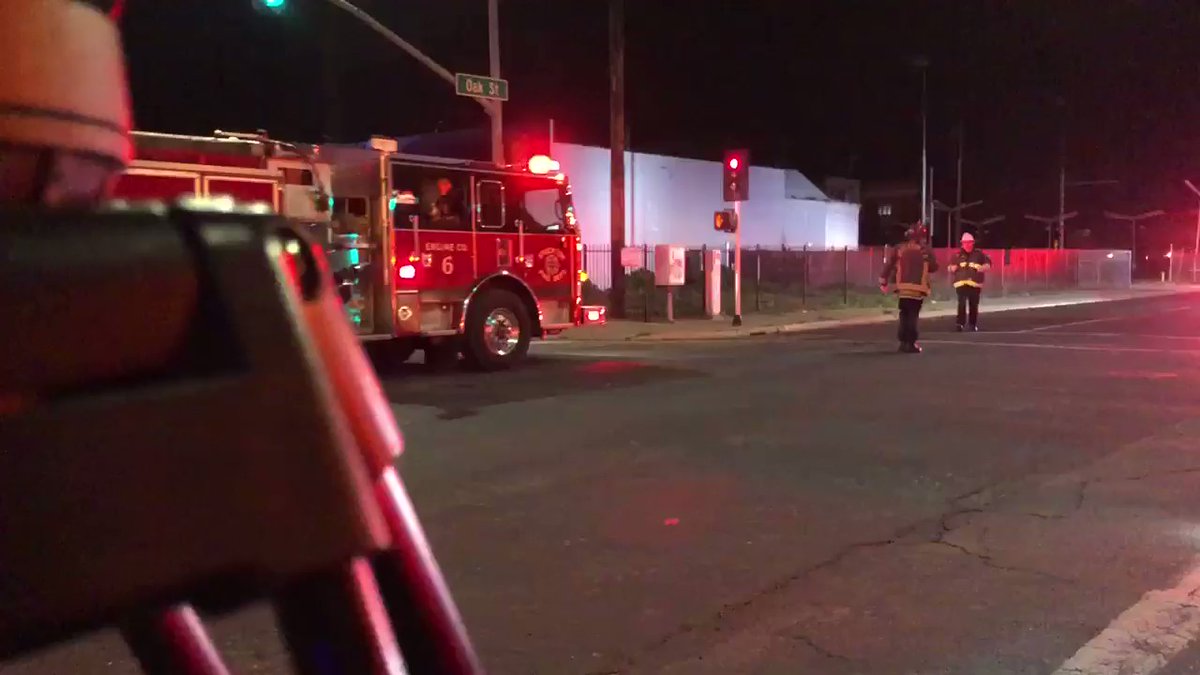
[118,1,1200,249]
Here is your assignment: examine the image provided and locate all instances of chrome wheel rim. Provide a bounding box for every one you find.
[483,308,521,356]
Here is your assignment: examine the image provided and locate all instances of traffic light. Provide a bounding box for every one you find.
[722,149,750,202]
[714,209,738,233]
[254,0,286,13]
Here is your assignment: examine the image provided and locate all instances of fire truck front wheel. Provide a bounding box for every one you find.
[463,289,532,371]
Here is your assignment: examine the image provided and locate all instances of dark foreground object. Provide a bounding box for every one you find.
[0,206,482,674]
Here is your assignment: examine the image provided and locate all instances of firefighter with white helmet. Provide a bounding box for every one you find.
[948,232,993,331]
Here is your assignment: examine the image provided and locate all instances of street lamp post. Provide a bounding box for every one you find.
[933,199,982,248]
[1184,180,1200,283]
[961,215,1005,238]
[1025,213,1077,250]
[1104,210,1165,275]
[914,58,929,225]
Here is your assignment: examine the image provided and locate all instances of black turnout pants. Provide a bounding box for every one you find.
[898,297,923,344]
[956,286,981,327]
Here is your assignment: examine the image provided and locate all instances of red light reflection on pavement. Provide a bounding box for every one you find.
[576,360,646,375]
[595,473,739,547]
[1107,371,1181,380]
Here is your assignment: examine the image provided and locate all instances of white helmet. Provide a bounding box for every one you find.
[961,232,975,244]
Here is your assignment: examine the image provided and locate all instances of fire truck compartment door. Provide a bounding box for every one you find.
[393,291,421,334]
[204,176,279,211]
[112,169,201,202]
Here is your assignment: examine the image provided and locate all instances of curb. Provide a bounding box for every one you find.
[563,288,1195,343]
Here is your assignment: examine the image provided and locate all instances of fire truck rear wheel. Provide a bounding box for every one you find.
[463,289,532,371]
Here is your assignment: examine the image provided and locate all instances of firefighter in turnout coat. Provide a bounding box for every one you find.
[948,232,992,331]
[880,224,939,353]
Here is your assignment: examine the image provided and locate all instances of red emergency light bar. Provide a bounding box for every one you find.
[527,155,560,175]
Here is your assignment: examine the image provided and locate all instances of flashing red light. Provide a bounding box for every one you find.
[528,155,561,175]
[728,157,739,171]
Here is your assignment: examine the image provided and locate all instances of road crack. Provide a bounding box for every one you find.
[932,536,1073,583]
[629,481,1061,668]
[1113,466,1200,483]
[789,632,851,662]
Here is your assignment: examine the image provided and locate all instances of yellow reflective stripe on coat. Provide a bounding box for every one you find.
[954,279,982,288]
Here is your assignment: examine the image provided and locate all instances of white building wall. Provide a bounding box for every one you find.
[551,143,860,250]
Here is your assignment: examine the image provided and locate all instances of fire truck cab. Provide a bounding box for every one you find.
[319,136,604,371]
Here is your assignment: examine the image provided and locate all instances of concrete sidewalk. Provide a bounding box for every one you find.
[561,285,1199,342]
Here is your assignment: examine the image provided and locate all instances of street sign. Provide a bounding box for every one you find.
[620,246,643,268]
[455,73,509,101]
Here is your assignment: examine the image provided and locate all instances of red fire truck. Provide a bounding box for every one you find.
[110,130,605,371]
[320,136,605,371]
[111,130,333,222]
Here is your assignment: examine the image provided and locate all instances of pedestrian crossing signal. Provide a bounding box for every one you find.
[714,209,738,233]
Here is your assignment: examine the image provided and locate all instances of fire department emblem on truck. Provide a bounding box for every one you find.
[538,247,567,282]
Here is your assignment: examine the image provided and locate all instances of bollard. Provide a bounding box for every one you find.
[801,244,808,307]
[843,246,849,305]
[755,246,762,312]
[642,244,650,323]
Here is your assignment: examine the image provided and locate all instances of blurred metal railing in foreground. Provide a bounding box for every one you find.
[0,203,483,675]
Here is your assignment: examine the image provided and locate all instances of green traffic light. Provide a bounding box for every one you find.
[263,0,285,7]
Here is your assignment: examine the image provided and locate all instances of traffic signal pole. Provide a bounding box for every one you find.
[733,200,742,326]
[316,0,503,165]
[722,150,748,326]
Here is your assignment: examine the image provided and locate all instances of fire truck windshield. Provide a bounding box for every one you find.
[504,175,576,234]
[516,180,568,232]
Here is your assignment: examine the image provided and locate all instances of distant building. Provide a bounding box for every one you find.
[551,143,859,250]
[823,176,861,204]
[860,180,921,245]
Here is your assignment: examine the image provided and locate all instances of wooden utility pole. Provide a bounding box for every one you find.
[488,0,504,166]
[608,0,626,316]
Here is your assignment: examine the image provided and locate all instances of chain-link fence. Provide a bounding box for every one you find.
[581,244,1133,319]
[1163,250,1200,284]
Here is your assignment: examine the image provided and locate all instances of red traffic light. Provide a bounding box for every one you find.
[722,149,750,202]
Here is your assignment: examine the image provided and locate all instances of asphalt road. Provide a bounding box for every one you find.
[9,293,1200,674]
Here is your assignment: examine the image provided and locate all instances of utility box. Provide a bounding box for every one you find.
[620,246,643,269]
[654,245,685,287]
[704,249,722,317]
